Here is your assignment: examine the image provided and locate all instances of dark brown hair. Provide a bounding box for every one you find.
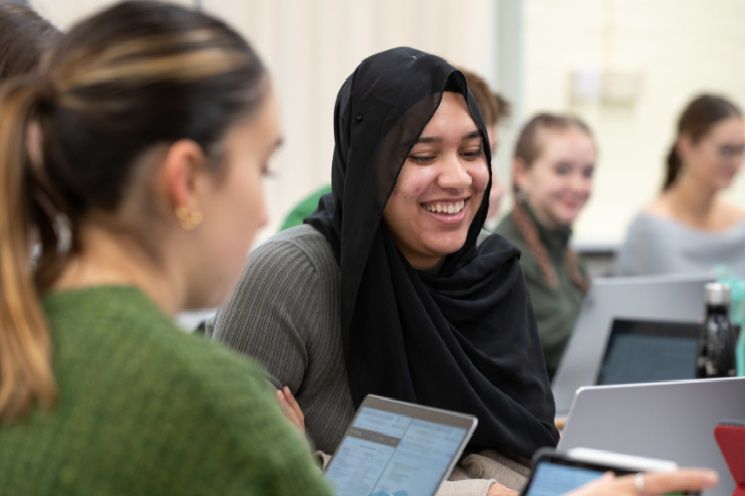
[458,66,511,127]
[0,2,60,80]
[663,94,742,191]
[0,0,267,423]
[511,113,593,291]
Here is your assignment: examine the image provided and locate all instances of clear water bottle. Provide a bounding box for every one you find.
[697,282,737,378]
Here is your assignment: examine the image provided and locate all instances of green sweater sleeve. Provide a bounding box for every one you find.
[149,347,333,496]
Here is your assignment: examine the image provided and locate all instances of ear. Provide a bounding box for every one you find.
[160,139,207,211]
[512,157,529,191]
[677,134,693,162]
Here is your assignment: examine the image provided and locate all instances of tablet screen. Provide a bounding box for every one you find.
[523,461,606,495]
[522,456,690,496]
[325,396,475,496]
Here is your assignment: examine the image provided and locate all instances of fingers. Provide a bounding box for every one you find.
[567,472,615,495]
[619,470,719,494]
[274,386,305,433]
[486,482,518,496]
[282,386,304,424]
[275,389,293,417]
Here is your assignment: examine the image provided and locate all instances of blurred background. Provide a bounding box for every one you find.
[27,0,745,249]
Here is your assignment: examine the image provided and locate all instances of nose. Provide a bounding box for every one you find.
[437,154,472,190]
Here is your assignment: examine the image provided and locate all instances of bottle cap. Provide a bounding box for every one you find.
[705,282,731,306]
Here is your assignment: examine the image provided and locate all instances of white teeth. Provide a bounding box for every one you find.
[424,200,465,214]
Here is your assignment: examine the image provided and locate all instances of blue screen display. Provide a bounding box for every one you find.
[523,462,605,495]
[325,407,467,496]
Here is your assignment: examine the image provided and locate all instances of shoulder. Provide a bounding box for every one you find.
[251,225,335,276]
[492,210,526,247]
[46,286,277,427]
[234,225,337,300]
[624,210,671,235]
[644,195,671,217]
[713,198,745,229]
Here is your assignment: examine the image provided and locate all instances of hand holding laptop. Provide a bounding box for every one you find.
[568,470,718,496]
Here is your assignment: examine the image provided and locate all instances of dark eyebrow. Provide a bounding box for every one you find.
[416,136,442,144]
[414,130,481,144]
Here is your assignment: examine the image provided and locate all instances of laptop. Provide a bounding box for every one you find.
[558,377,745,496]
[324,395,478,496]
[595,318,701,385]
[552,274,711,415]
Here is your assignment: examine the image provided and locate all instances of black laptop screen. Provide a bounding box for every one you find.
[595,318,700,386]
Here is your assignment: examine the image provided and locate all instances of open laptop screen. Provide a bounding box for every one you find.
[324,395,477,496]
[595,318,700,386]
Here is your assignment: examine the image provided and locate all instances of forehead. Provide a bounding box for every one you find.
[419,91,477,135]
[538,127,596,160]
[238,85,281,141]
[705,117,745,143]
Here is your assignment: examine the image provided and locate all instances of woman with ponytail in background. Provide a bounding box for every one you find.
[0,1,330,494]
[495,114,596,378]
[617,95,745,276]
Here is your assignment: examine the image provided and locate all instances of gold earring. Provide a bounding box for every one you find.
[175,206,203,231]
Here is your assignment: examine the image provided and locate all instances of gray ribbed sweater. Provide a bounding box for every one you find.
[212,225,354,453]
[211,225,522,495]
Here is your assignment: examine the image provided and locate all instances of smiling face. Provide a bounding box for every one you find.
[382,91,489,270]
[515,127,596,229]
[679,116,745,191]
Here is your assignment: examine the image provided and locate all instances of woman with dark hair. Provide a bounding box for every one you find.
[617,94,745,276]
[0,1,329,494]
[495,114,595,378]
[0,2,60,81]
[213,46,560,495]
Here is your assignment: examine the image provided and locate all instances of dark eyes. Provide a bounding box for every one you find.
[408,155,436,165]
[717,144,745,159]
[408,148,484,165]
[261,163,276,178]
[552,163,594,178]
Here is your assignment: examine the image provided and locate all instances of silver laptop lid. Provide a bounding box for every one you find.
[325,395,478,496]
[558,377,745,496]
[552,274,710,416]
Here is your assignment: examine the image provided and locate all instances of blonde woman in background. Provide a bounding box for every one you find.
[618,94,745,276]
[495,114,595,378]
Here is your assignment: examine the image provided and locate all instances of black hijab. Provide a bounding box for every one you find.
[306,47,558,458]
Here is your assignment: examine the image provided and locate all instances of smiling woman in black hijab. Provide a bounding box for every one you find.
[212,47,558,493]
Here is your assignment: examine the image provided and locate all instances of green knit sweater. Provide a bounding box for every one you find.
[0,286,332,496]
[495,208,586,378]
